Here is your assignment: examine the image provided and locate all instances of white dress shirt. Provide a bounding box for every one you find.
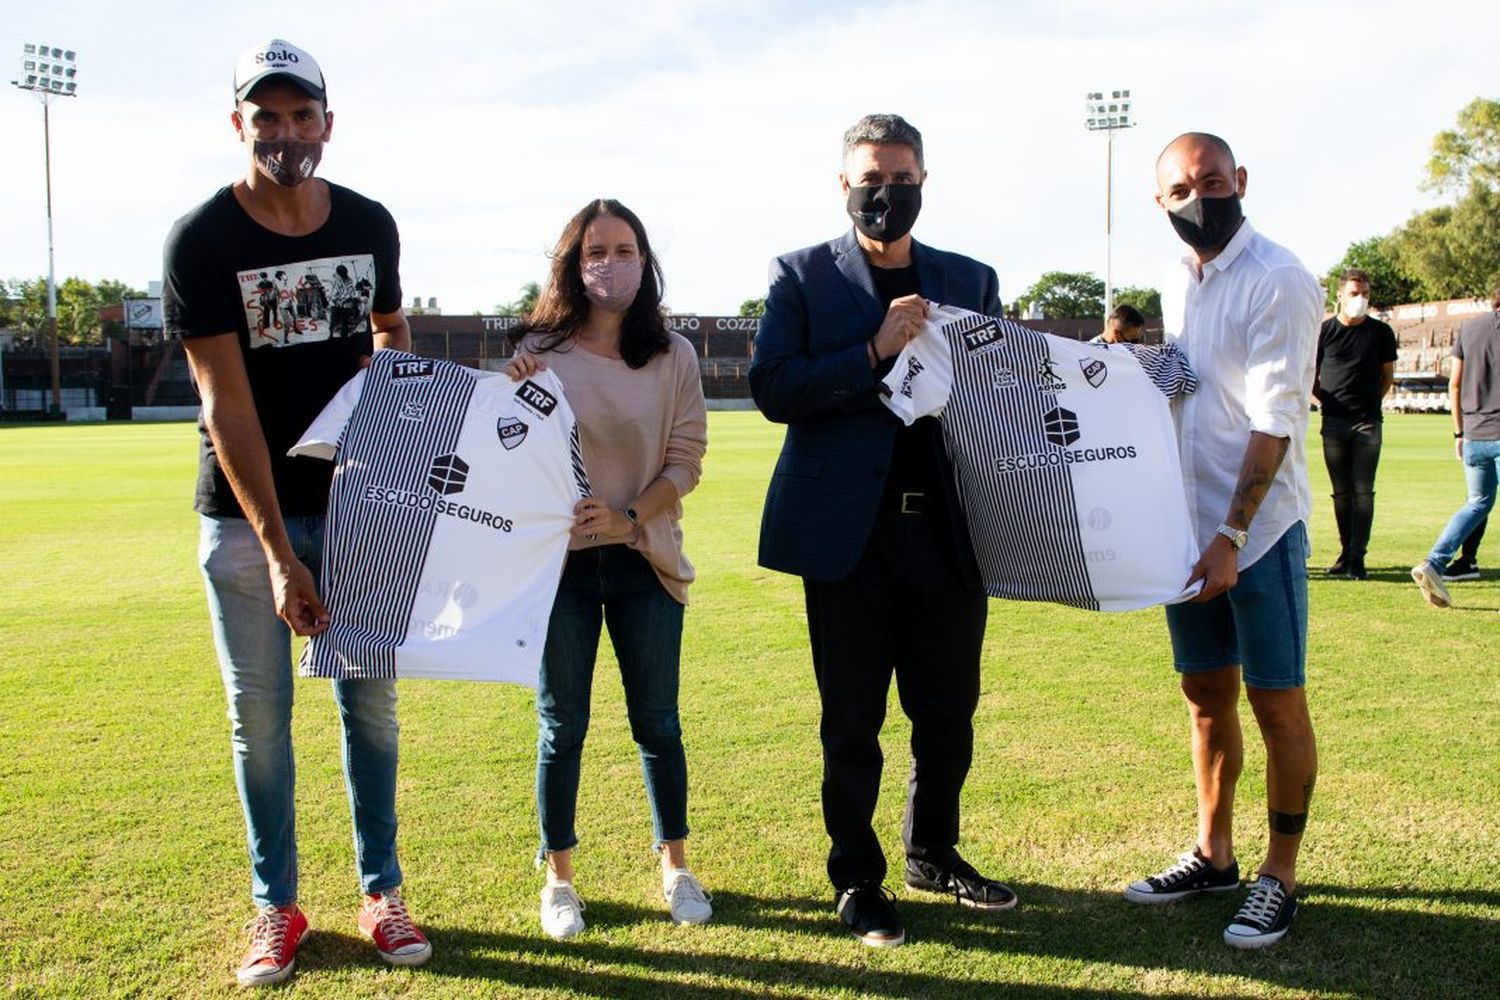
[1160,218,1323,570]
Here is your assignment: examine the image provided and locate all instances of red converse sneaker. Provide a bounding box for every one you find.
[358,889,432,966]
[237,904,308,987]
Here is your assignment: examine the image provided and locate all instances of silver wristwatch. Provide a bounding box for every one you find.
[1216,523,1248,551]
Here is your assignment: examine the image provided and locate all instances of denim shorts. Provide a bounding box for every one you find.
[1165,521,1308,690]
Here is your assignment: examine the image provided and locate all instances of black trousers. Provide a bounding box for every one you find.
[802,502,987,891]
[1322,417,1383,559]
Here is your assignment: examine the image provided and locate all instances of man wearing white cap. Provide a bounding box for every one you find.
[162,39,430,987]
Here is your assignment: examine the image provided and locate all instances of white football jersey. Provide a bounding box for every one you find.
[882,305,1201,611]
[289,350,590,683]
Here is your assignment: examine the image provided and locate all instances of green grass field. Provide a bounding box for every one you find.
[1,414,1496,998]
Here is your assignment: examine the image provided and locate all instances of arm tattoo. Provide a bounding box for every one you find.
[1228,435,1290,528]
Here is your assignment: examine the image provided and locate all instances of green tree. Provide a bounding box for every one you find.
[738,297,766,318]
[2,276,146,344]
[1391,185,1500,300]
[1111,285,1161,317]
[1322,234,1426,309]
[497,280,541,316]
[1425,97,1500,194]
[1014,271,1105,319]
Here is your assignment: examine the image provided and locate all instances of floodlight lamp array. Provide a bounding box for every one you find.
[1084,88,1132,131]
[14,43,78,96]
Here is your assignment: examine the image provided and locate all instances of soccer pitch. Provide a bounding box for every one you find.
[1,414,1495,998]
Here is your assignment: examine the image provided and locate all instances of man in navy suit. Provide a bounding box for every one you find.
[750,113,1015,948]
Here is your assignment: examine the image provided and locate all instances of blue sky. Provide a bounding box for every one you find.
[1,0,1492,315]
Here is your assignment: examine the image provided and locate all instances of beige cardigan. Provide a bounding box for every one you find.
[526,331,708,604]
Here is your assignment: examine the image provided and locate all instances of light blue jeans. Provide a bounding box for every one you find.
[199,514,403,907]
[1425,440,1500,571]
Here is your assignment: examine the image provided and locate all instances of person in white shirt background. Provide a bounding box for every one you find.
[1123,132,1323,951]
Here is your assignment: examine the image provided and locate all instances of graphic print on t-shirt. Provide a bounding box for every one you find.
[237,253,376,348]
[882,306,1200,612]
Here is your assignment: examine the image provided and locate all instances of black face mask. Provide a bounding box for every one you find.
[1167,193,1244,252]
[847,184,921,242]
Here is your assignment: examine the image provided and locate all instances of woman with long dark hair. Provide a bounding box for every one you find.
[505,199,710,939]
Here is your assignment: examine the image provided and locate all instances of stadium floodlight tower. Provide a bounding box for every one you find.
[11,42,78,416]
[1084,89,1134,317]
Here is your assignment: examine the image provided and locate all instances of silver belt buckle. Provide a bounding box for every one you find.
[900,491,924,514]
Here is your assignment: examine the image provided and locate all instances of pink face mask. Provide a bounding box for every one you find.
[253,139,323,187]
[581,259,643,313]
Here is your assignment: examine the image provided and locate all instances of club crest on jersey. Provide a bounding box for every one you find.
[960,320,1005,353]
[497,416,529,450]
[517,379,558,418]
[1037,355,1068,393]
[1042,405,1081,447]
[428,453,469,495]
[992,364,1018,390]
[398,400,427,422]
[1080,357,1108,388]
[392,358,435,381]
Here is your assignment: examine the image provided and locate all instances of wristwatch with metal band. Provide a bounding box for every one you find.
[1216,523,1248,551]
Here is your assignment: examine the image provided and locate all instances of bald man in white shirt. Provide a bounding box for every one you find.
[1122,132,1322,951]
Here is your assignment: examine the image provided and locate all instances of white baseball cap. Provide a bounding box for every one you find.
[233,39,326,104]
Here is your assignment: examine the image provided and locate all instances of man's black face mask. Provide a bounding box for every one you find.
[1167,192,1243,253]
[847,183,922,243]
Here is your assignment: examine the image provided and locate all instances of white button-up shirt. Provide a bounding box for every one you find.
[1161,218,1323,570]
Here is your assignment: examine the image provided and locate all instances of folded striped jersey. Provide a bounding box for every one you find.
[882,305,1201,611]
[289,350,589,682]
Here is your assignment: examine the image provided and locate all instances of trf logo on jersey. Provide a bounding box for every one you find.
[1042,406,1081,447]
[1037,355,1068,393]
[1080,358,1108,388]
[898,356,925,398]
[392,359,435,381]
[428,453,470,495]
[398,400,427,422]
[497,416,529,451]
[517,380,558,418]
[961,320,1005,353]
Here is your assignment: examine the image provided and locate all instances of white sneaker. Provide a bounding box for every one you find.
[540,881,585,940]
[1411,561,1454,608]
[663,870,713,925]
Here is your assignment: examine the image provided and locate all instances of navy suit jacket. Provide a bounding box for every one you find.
[749,229,1002,581]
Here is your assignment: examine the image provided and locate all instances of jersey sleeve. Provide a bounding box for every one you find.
[1124,342,1199,399]
[288,367,368,460]
[880,308,957,425]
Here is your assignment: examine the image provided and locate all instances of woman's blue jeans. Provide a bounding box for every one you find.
[199,514,402,907]
[535,545,689,855]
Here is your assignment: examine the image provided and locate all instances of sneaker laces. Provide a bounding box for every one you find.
[666,870,711,906]
[1152,850,1208,883]
[543,882,585,916]
[1234,877,1285,928]
[244,905,291,960]
[368,890,418,941]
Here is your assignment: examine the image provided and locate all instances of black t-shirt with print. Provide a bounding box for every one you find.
[163,182,402,517]
[1315,315,1398,422]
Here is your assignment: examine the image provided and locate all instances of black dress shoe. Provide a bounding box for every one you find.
[1347,556,1367,580]
[1325,556,1349,576]
[906,855,1018,910]
[835,882,905,947]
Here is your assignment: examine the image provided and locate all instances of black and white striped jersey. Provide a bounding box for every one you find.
[288,350,589,683]
[882,305,1200,611]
